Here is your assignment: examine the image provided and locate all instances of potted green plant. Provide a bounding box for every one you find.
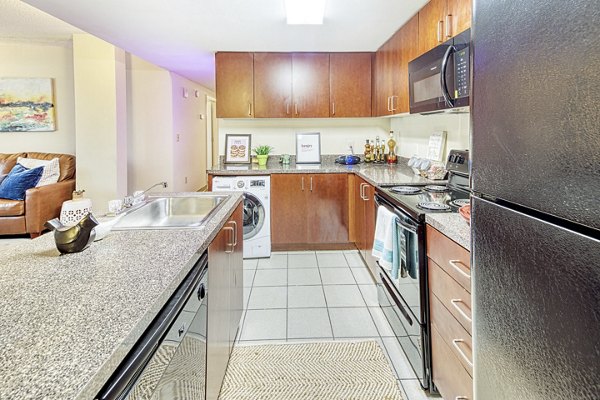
[252,145,274,166]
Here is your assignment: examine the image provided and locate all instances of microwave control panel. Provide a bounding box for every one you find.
[454,47,469,99]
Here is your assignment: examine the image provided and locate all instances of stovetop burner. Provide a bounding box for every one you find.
[448,198,470,208]
[424,185,449,193]
[417,201,451,211]
[390,186,422,195]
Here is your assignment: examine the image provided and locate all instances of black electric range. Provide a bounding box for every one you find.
[374,149,470,393]
[378,150,471,222]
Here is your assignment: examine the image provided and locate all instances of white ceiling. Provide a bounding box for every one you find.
[14,0,428,90]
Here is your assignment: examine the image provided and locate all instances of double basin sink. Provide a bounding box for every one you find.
[111,193,230,230]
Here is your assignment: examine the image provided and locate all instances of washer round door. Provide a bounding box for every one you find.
[242,193,265,240]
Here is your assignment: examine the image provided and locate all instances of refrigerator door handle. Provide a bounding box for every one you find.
[440,45,455,107]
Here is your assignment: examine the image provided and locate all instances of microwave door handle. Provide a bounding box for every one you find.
[440,45,455,107]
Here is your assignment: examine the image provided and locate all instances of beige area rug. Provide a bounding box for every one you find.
[218,341,404,400]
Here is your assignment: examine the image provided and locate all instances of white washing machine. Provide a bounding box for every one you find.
[212,176,271,259]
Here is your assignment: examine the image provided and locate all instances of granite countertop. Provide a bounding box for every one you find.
[208,156,441,187]
[425,213,471,251]
[0,193,243,400]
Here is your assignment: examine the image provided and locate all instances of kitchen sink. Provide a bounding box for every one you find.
[111,194,230,230]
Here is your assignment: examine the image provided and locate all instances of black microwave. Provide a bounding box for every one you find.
[409,29,470,114]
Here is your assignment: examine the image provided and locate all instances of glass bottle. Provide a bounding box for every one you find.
[387,130,398,164]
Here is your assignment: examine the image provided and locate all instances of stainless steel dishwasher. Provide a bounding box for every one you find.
[95,251,208,400]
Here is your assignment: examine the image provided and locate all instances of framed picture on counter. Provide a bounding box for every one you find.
[224,134,251,164]
[296,132,321,164]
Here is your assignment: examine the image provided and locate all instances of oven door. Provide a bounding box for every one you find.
[374,194,425,324]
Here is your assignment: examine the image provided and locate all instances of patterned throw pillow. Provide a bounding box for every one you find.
[0,164,44,200]
[17,157,60,187]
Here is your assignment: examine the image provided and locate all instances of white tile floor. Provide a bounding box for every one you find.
[238,250,439,400]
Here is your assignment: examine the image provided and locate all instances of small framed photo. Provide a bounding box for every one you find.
[224,134,251,164]
[296,132,321,164]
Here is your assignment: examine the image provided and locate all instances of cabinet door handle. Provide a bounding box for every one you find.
[437,20,444,43]
[452,339,473,368]
[286,102,290,115]
[449,259,471,279]
[446,15,452,38]
[360,183,368,200]
[230,220,238,247]
[301,176,305,191]
[391,95,398,111]
[387,96,391,112]
[223,226,234,253]
[310,176,313,192]
[295,103,299,116]
[450,299,472,323]
[248,102,252,116]
[332,102,335,116]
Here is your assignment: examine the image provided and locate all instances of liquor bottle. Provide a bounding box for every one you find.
[387,130,398,164]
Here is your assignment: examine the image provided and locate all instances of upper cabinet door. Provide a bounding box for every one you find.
[254,53,293,118]
[373,47,389,116]
[330,53,372,118]
[215,52,254,118]
[292,53,330,118]
[418,0,447,55]
[397,14,419,114]
[446,0,471,38]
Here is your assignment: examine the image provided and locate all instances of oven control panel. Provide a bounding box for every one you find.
[446,149,469,175]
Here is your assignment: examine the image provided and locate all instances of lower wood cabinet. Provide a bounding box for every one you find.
[271,173,349,250]
[351,175,377,278]
[207,203,243,400]
[427,225,473,400]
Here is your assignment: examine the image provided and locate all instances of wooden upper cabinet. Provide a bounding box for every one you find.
[292,53,330,118]
[418,0,472,56]
[330,53,372,117]
[397,14,419,114]
[373,48,389,116]
[418,0,447,55]
[215,52,254,118]
[253,53,293,118]
[447,0,472,39]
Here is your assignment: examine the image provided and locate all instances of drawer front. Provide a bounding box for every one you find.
[428,259,472,334]
[426,225,471,293]
[430,293,473,376]
[431,326,473,400]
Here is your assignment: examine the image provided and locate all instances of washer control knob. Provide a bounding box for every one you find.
[236,180,245,189]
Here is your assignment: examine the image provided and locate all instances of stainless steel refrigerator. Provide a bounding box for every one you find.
[471,0,600,399]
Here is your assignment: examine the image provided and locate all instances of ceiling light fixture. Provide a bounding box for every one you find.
[285,0,326,25]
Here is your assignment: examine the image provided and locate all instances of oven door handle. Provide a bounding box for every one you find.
[395,218,418,234]
[374,194,419,234]
[440,44,455,107]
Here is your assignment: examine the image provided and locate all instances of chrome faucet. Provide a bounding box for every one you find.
[124,181,168,208]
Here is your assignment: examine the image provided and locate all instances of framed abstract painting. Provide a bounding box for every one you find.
[0,78,56,132]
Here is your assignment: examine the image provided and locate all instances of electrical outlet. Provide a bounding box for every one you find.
[176,134,180,142]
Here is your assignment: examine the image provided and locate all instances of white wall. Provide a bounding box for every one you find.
[218,118,391,160]
[0,40,75,154]
[126,55,173,194]
[73,34,128,213]
[171,74,213,191]
[390,112,470,160]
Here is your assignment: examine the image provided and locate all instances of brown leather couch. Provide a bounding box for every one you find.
[0,152,76,238]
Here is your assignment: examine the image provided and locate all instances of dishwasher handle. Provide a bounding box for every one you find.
[95,251,208,400]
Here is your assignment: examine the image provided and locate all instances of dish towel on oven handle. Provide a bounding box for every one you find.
[372,205,400,279]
